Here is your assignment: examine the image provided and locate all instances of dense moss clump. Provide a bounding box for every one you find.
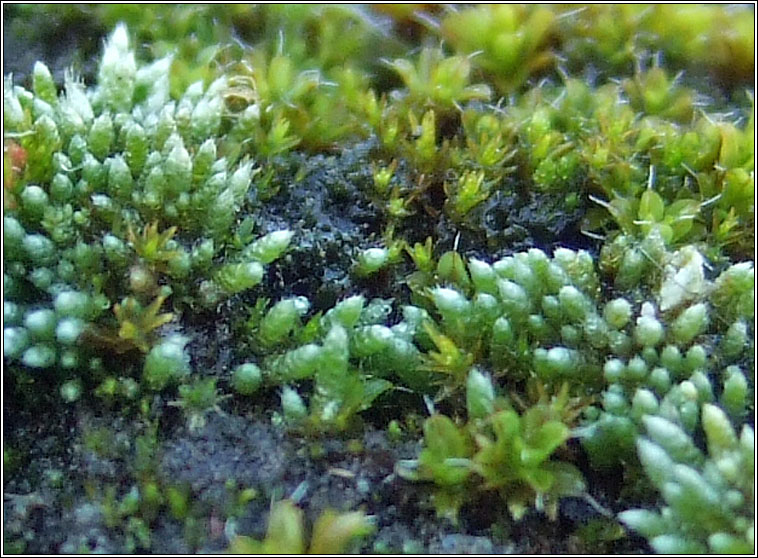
[3,4,754,555]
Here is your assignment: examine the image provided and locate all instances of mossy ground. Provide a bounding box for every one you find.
[3,140,624,554]
[3,4,754,555]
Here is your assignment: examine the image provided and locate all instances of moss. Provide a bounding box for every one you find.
[3,4,754,555]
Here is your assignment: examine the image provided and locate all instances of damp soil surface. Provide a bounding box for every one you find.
[4,401,650,555]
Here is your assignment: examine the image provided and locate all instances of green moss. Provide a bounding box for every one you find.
[227,499,373,554]
[3,5,754,554]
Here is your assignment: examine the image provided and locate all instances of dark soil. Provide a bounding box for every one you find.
[5,403,649,554]
[3,5,106,87]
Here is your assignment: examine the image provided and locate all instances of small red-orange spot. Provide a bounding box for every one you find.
[7,140,28,172]
[4,139,27,208]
